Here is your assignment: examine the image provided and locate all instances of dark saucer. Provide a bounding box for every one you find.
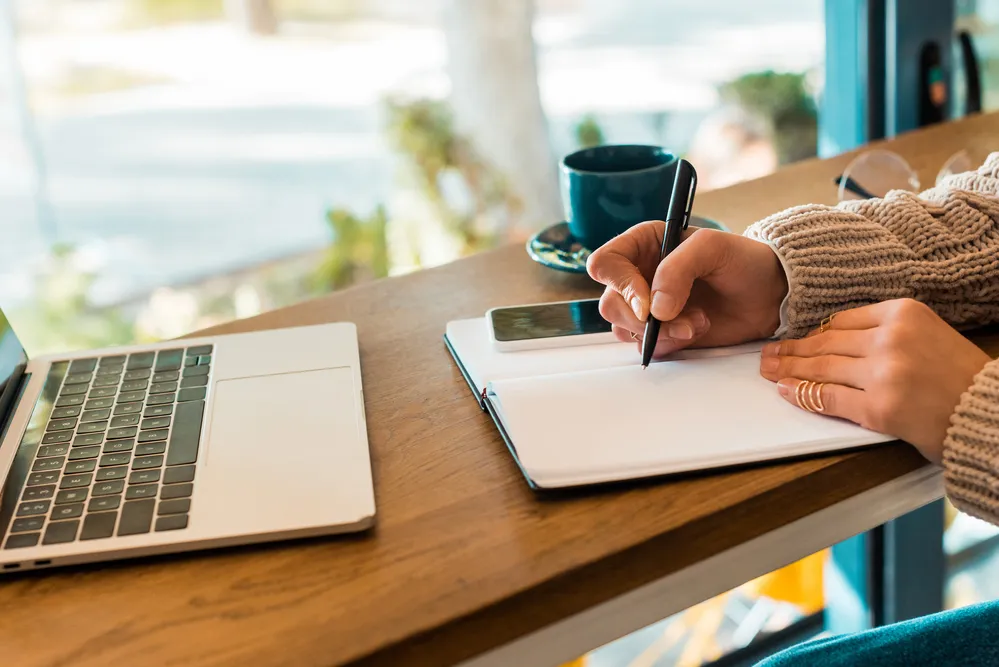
[526,216,729,274]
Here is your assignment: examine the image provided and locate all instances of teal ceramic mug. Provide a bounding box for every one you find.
[559,145,678,250]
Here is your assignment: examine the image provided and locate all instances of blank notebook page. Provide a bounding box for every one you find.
[488,352,892,488]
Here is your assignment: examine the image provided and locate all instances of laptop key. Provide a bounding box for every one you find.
[155,349,184,372]
[152,370,179,383]
[88,387,117,399]
[147,393,175,406]
[95,365,123,377]
[77,421,106,435]
[4,533,40,549]
[80,512,117,540]
[118,499,155,535]
[41,431,72,445]
[26,471,59,486]
[138,429,168,443]
[180,375,208,389]
[55,489,88,505]
[177,388,206,403]
[86,397,114,410]
[110,414,140,428]
[88,496,121,512]
[155,515,188,532]
[51,503,84,520]
[141,417,170,430]
[160,483,193,500]
[92,375,120,388]
[46,418,77,432]
[99,453,131,468]
[32,457,63,472]
[126,484,158,500]
[163,465,195,484]
[65,459,97,474]
[102,439,134,454]
[183,365,210,378]
[55,395,85,408]
[38,443,70,458]
[43,520,80,545]
[126,352,155,370]
[184,356,197,367]
[81,408,111,422]
[166,400,204,466]
[187,345,213,356]
[100,355,127,365]
[96,466,127,480]
[135,442,166,456]
[157,499,191,515]
[10,517,45,533]
[117,391,145,404]
[51,406,82,419]
[60,473,92,489]
[114,402,143,415]
[69,358,98,373]
[132,455,164,470]
[198,355,211,366]
[22,485,55,501]
[150,381,178,395]
[129,469,160,485]
[120,380,147,392]
[63,372,92,385]
[144,405,173,418]
[73,433,103,447]
[16,501,50,517]
[68,446,101,461]
[93,480,125,497]
[107,426,137,440]
[59,384,88,396]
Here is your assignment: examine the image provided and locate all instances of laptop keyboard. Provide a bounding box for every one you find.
[2,346,211,550]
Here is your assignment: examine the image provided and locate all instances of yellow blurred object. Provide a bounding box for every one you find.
[560,659,587,667]
[745,550,827,613]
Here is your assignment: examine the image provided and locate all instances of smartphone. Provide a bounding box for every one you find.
[486,299,617,352]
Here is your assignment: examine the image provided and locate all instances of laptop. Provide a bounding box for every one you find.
[0,306,375,573]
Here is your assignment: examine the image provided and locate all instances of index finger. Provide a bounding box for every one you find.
[586,221,663,319]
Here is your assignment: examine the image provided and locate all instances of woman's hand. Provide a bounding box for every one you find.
[586,223,788,357]
[760,298,990,464]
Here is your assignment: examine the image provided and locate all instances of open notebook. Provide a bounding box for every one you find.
[445,318,893,489]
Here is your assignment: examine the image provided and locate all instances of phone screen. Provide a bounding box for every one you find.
[490,299,612,342]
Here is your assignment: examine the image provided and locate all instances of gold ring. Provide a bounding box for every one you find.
[796,380,813,412]
[819,313,836,334]
[808,381,826,413]
[631,331,640,341]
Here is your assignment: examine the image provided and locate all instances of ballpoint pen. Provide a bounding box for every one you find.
[641,159,697,368]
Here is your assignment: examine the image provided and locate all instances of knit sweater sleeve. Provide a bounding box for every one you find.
[744,152,999,525]
[744,152,999,338]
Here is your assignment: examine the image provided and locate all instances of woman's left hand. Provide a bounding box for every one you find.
[760,298,990,465]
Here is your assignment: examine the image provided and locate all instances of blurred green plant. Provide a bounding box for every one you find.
[719,70,818,164]
[575,114,605,148]
[9,244,134,356]
[314,206,390,291]
[384,97,517,254]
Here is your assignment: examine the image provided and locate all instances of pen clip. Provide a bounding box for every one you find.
[682,165,698,230]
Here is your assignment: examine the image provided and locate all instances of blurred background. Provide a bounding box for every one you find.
[1,1,999,665]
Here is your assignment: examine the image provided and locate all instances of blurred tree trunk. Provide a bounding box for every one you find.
[225,0,278,35]
[443,0,561,236]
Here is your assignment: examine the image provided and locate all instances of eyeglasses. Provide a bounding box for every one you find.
[834,148,985,201]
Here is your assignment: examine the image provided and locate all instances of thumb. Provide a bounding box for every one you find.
[650,229,728,321]
[586,252,652,320]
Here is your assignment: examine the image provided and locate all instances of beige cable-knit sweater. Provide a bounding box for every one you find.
[745,152,999,525]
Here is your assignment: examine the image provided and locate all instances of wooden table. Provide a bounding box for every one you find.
[5,112,999,667]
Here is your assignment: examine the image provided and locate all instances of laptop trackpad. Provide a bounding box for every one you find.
[197,367,362,536]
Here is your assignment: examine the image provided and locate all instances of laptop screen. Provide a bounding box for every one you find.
[0,309,27,431]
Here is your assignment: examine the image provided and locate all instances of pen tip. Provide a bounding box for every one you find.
[642,364,648,370]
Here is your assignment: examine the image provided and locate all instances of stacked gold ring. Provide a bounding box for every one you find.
[819,313,836,334]
[795,380,826,413]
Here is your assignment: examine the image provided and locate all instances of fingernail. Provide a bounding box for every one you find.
[762,342,781,357]
[761,356,779,374]
[692,311,708,329]
[777,380,793,397]
[651,291,675,318]
[668,322,694,340]
[630,296,645,320]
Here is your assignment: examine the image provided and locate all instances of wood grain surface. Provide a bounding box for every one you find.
[3,112,999,667]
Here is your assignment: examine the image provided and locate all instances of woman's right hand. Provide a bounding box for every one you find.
[586,222,789,357]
